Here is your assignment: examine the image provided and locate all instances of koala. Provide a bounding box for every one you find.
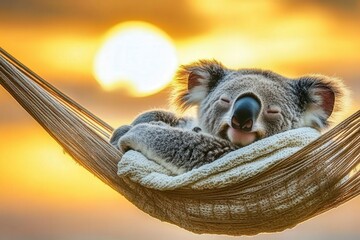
[110,60,346,175]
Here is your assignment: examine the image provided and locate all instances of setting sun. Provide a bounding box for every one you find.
[93,21,178,97]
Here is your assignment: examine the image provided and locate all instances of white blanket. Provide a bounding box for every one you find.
[117,127,320,190]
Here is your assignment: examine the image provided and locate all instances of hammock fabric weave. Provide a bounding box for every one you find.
[0,48,359,236]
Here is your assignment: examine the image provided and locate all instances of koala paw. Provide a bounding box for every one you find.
[109,125,132,149]
[118,124,150,154]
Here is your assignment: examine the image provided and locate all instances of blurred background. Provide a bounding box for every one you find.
[0,0,359,239]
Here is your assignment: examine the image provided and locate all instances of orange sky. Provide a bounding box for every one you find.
[0,1,360,239]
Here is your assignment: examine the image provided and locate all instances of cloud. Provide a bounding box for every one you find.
[281,0,360,18]
[0,0,210,39]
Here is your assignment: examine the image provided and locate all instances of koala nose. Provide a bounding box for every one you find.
[231,95,261,132]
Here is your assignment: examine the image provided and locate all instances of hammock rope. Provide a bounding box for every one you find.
[0,47,359,236]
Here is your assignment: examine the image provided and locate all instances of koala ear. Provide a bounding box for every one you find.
[293,75,348,130]
[171,59,226,111]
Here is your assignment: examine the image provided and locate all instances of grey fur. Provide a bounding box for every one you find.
[111,60,347,174]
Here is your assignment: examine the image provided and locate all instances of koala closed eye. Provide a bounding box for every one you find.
[217,94,231,108]
[264,105,282,120]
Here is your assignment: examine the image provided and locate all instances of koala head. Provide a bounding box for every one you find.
[171,60,347,147]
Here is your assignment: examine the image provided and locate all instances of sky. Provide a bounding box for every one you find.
[0,0,359,239]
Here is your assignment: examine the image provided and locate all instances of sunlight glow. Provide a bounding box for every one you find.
[93,21,178,96]
[0,126,121,204]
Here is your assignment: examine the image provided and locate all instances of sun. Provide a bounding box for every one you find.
[93,21,178,97]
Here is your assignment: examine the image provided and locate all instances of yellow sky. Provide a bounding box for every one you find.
[0,1,360,239]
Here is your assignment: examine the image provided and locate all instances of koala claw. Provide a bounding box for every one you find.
[192,127,202,133]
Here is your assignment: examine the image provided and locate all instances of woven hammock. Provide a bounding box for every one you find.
[0,48,359,236]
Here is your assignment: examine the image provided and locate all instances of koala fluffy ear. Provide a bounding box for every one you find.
[293,75,348,130]
[171,59,226,111]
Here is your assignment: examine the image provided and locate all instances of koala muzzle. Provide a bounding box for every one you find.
[231,96,261,132]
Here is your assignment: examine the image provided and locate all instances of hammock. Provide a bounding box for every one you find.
[0,48,359,236]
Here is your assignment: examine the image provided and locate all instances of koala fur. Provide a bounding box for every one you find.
[110,60,347,175]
